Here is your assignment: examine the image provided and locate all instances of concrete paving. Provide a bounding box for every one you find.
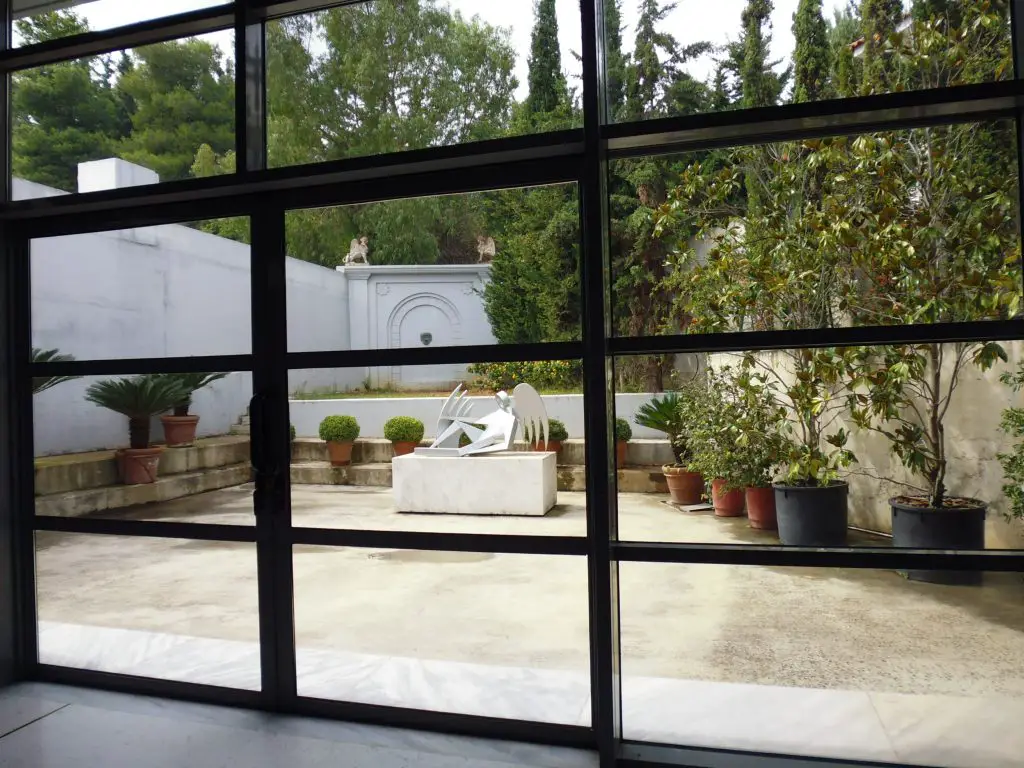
[33,485,1024,766]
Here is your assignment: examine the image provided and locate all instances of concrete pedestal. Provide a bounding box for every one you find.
[392,452,557,516]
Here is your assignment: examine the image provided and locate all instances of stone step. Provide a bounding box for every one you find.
[35,463,252,518]
[34,436,251,496]
[291,437,674,468]
[289,461,668,494]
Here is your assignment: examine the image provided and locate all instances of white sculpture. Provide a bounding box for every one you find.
[416,383,549,456]
[344,236,369,265]
[476,235,496,264]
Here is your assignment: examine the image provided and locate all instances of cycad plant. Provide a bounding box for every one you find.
[634,390,690,465]
[154,372,229,416]
[31,347,80,395]
[85,376,189,449]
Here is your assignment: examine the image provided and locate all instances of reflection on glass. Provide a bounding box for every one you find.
[619,562,1024,768]
[284,184,580,352]
[33,372,255,525]
[606,0,1011,122]
[12,30,234,199]
[287,363,586,536]
[294,547,590,723]
[36,533,260,689]
[266,0,582,167]
[611,119,1020,338]
[31,218,251,360]
[13,1,227,46]
[616,343,1024,552]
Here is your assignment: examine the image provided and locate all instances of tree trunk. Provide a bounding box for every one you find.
[128,417,151,450]
[928,343,946,507]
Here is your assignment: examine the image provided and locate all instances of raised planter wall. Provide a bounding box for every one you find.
[289,393,665,441]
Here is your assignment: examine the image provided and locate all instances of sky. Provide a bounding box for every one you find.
[22,0,864,98]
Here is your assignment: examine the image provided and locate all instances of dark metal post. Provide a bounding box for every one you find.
[250,201,295,708]
[579,0,620,764]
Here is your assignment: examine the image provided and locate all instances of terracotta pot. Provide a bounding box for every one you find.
[326,440,354,466]
[544,440,562,455]
[664,469,703,505]
[711,478,745,517]
[392,440,417,457]
[117,447,164,485]
[160,414,200,446]
[616,440,628,467]
[745,486,777,530]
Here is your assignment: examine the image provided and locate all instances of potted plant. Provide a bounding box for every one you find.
[290,424,296,460]
[635,391,703,505]
[384,416,425,456]
[850,342,1008,584]
[545,418,568,454]
[999,361,1024,527]
[319,415,359,466]
[155,372,229,446]
[84,375,189,485]
[730,371,788,530]
[684,373,746,517]
[32,347,80,395]
[614,417,632,467]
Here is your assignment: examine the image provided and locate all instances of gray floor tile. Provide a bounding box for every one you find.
[0,696,66,738]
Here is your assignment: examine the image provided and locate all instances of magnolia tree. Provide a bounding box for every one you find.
[653,1,1019,499]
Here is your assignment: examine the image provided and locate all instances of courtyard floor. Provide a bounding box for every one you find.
[34,486,1024,768]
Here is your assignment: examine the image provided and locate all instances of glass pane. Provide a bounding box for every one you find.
[605,0,1012,123]
[12,31,234,198]
[31,217,251,359]
[288,362,586,536]
[615,344,1024,552]
[611,120,1020,339]
[37,532,260,690]
[34,372,254,526]
[619,562,1024,768]
[13,2,228,46]
[285,184,580,352]
[266,0,582,167]
[294,547,589,724]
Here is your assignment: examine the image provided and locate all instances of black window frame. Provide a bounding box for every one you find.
[0,2,1022,767]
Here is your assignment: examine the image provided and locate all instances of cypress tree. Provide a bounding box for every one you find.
[525,0,567,115]
[792,0,833,102]
[740,0,783,109]
[604,0,626,119]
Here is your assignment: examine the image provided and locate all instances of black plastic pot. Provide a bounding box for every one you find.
[890,498,986,586]
[774,482,849,547]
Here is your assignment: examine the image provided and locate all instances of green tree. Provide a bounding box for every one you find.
[117,38,234,182]
[604,0,627,119]
[11,11,127,191]
[525,0,568,116]
[740,0,787,109]
[829,3,861,96]
[792,0,833,103]
[859,0,904,91]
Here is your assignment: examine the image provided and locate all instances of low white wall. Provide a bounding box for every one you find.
[289,393,663,440]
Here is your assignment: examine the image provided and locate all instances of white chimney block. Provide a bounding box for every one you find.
[77,158,160,194]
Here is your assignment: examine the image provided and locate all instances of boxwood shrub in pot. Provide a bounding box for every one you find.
[319,415,360,466]
[384,416,425,456]
[614,417,631,467]
[635,391,703,505]
[849,342,1009,584]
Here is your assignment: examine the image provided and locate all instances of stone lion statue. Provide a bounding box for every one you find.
[344,236,369,265]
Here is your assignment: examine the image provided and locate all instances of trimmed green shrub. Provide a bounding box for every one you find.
[467,360,582,391]
[547,418,568,442]
[615,417,632,442]
[319,415,359,443]
[290,424,296,442]
[384,416,425,443]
